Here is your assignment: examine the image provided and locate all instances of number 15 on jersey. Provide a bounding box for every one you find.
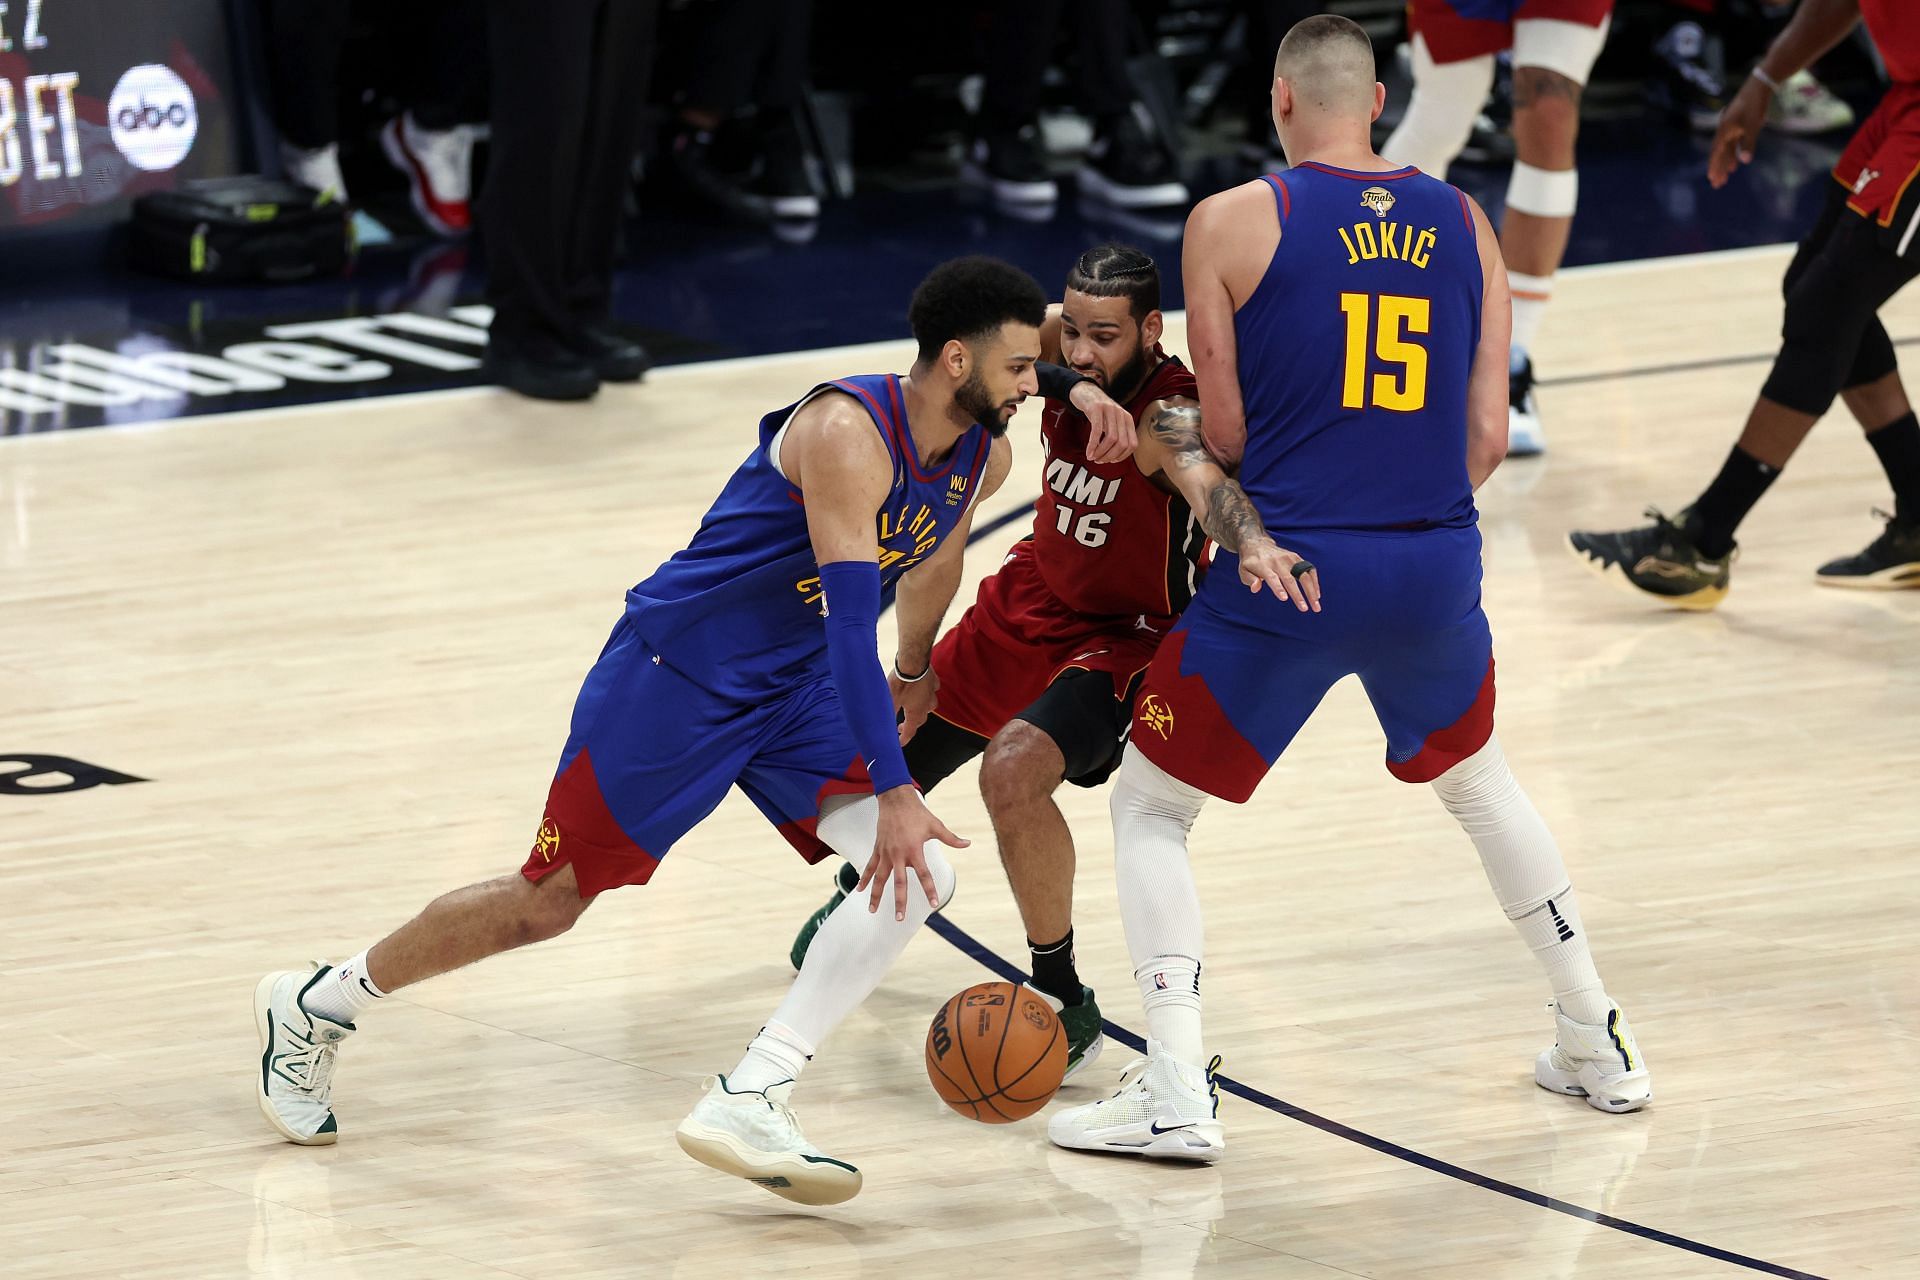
[1339,292,1430,413]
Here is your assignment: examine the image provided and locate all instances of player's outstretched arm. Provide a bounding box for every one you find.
[1143,398,1321,613]
[892,435,1014,742]
[1465,195,1512,489]
[782,397,971,920]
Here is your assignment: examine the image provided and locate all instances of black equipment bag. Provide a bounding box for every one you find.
[130,176,352,283]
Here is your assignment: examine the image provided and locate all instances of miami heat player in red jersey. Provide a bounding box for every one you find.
[789,244,1205,1076]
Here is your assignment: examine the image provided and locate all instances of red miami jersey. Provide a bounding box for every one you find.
[1862,0,1919,85]
[1031,350,1205,622]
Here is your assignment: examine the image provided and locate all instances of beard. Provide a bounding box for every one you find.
[1100,346,1151,405]
[956,368,1017,438]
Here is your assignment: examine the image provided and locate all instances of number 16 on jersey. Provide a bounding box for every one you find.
[1339,292,1430,413]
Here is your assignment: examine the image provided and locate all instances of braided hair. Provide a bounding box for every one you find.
[1063,243,1160,321]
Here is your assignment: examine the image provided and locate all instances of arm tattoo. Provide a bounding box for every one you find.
[1147,403,1271,553]
[1202,478,1268,555]
[1147,402,1213,472]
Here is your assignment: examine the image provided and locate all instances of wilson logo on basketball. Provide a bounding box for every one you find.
[1139,693,1175,739]
[532,818,561,862]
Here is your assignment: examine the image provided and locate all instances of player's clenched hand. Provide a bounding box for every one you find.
[861,787,969,921]
[1239,536,1322,613]
[1709,78,1770,189]
[890,663,940,744]
[1069,381,1138,464]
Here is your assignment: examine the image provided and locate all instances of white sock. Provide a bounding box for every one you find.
[728,1020,814,1094]
[1110,746,1210,1066]
[300,949,385,1026]
[741,796,956,1084]
[1509,271,1553,356]
[1431,737,1610,1025]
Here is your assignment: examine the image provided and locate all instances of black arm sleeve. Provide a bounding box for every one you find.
[1035,361,1089,402]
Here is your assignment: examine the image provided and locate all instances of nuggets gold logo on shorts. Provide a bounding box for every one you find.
[1361,186,1395,218]
[532,818,562,862]
[1139,693,1175,739]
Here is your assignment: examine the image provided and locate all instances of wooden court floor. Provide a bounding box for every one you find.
[4,247,1917,1279]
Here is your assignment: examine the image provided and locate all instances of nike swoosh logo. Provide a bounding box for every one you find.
[1148,1121,1194,1135]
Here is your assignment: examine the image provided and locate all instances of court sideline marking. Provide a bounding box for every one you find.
[926,914,1827,1280]
[887,503,1835,1280]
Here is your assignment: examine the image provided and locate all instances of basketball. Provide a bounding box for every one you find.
[924,981,1067,1123]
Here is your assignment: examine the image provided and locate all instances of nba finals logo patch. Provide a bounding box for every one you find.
[1360,186,1396,218]
[1139,693,1175,740]
[947,473,969,506]
[532,818,561,863]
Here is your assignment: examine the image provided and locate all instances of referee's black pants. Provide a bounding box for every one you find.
[483,0,660,362]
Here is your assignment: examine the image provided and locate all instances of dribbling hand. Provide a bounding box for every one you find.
[1239,537,1322,612]
[861,787,969,921]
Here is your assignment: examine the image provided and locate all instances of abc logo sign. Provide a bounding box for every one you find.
[108,64,197,172]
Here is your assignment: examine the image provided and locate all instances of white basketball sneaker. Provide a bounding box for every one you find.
[1535,1001,1651,1113]
[1047,1041,1225,1162]
[253,963,354,1145]
[675,1076,862,1205]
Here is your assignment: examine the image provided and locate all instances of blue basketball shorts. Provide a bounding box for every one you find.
[521,615,872,896]
[1131,525,1496,803]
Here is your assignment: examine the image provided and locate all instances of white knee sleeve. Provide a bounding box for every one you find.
[1381,35,1494,181]
[1512,17,1611,87]
[1430,736,1568,918]
[817,794,956,910]
[1110,746,1210,1062]
[1110,746,1208,968]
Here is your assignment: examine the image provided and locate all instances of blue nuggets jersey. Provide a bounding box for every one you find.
[1235,162,1483,532]
[626,373,993,700]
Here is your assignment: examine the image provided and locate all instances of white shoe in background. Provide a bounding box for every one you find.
[280,142,347,203]
[381,113,475,237]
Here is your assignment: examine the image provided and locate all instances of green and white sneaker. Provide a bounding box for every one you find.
[254,962,354,1145]
[1026,984,1105,1080]
[1535,1001,1651,1113]
[675,1075,862,1205]
[789,861,860,970]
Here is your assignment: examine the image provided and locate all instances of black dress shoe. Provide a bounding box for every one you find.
[483,345,599,402]
[574,328,652,383]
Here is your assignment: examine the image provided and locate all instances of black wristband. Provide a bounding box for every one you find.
[1036,361,1090,402]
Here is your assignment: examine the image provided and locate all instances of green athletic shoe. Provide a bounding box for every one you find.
[1029,984,1105,1081]
[789,861,860,970]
